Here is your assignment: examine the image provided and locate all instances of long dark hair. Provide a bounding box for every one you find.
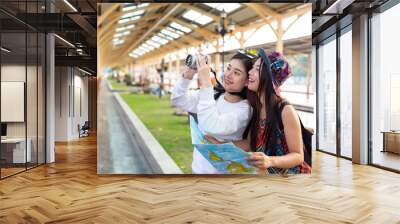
[214,52,254,100]
[244,58,283,151]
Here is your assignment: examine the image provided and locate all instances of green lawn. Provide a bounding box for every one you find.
[108,78,130,91]
[120,93,193,173]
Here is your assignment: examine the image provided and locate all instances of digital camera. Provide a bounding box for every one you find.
[185,54,208,70]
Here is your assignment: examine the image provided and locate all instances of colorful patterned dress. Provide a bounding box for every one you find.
[255,118,311,175]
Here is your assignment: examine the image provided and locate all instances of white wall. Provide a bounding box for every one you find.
[1,65,25,81]
[1,63,46,164]
[1,65,27,138]
[55,66,69,141]
[71,73,89,138]
[54,67,89,141]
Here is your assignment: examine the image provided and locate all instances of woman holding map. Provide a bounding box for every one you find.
[171,52,254,174]
[211,49,311,174]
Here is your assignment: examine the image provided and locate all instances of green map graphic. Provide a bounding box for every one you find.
[227,161,255,174]
[209,151,224,161]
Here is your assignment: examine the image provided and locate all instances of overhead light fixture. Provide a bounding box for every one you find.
[169,22,192,33]
[160,29,180,39]
[132,48,146,56]
[323,0,355,14]
[113,39,125,46]
[129,53,139,58]
[121,10,144,19]
[145,40,160,48]
[113,31,131,38]
[138,3,150,8]
[54,34,75,48]
[122,3,137,12]
[122,5,136,12]
[182,10,213,25]
[138,46,150,53]
[227,19,235,32]
[158,33,174,41]
[1,47,11,53]
[118,15,141,24]
[78,67,92,76]
[116,24,135,32]
[116,27,125,32]
[166,27,184,35]
[142,43,154,50]
[152,35,168,45]
[63,0,78,12]
[122,3,149,12]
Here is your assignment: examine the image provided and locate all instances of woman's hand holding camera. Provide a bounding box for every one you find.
[196,54,212,88]
[182,66,196,80]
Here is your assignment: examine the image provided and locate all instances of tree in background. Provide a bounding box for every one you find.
[124,73,132,86]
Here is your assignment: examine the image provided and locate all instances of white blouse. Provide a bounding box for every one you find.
[171,78,251,174]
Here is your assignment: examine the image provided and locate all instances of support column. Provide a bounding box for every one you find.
[215,42,221,75]
[312,45,317,151]
[168,56,172,87]
[175,53,180,79]
[239,31,245,49]
[46,5,55,163]
[306,53,312,99]
[352,14,369,164]
[276,19,284,53]
[88,76,97,131]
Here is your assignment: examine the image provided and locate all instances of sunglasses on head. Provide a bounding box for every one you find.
[237,49,257,60]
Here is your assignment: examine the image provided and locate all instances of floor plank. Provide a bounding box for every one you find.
[0,134,399,223]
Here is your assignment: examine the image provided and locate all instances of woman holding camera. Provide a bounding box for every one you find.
[171,52,254,174]
[207,49,311,175]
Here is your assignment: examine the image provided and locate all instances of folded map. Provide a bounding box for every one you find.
[189,115,256,174]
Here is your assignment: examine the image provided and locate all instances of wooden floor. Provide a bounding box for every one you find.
[1,167,26,178]
[1,163,45,178]
[373,151,400,171]
[1,135,400,223]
